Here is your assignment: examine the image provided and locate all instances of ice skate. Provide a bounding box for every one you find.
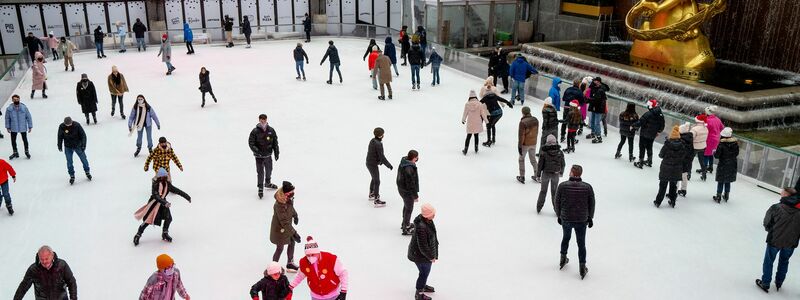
[614,152,622,159]
[134,147,141,157]
[756,279,769,293]
[559,254,569,270]
[532,176,541,183]
[373,199,386,207]
[7,205,13,216]
[713,194,721,203]
[86,172,92,181]
[133,234,141,246]
[423,285,435,293]
[677,190,686,197]
[265,183,278,189]
[162,232,173,242]
[69,176,75,185]
[653,200,661,208]
[286,261,299,273]
[579,264,588,279]
[9,152,18,160]
[258,188,264,199]
[415,291,432,300]
[723,193,729,202]
[591,136,602,144]
[516,176,525,184]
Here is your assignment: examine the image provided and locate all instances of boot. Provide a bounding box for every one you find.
[86,172,92,181]
[677,190,686,197]
[266,183,278,189]
[402,225,414,235]
[213,96,218,102]
[7,205,13,216]
[579,264,588,279]
[69,176,75,185]
[9,152,18,160]
[201,100,205,108]
[591,136,602,144]
[24,151,30,159]
[162,231,173,242]
[713,194,722,203]
[121,114,126,120]
[614,152,621,159]
[723,193,729,202]
[71,66,75,72]
[134,147,141,157]
[326,80,332,84]
[585,133,594,139]
[559,254,569,270]
[423,285,435,293]
[629,155,635,162]
[634,161,644,169]
[286,261,299,273]
[133,233,141,246]
[516,176,525,184]
[755,279,769,293]
[532,176,541,183]
[258,188,264,199]
[42,92,48,99]
[653,200,661,208]
[30,91,35,98]
[700,174,707,181]
[644,159,653,168]
[415,290,432,300]
[668,197,676,208]
[461,148,467,155]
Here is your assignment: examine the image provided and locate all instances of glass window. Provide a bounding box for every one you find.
[441,5,465,48]
[426,4,438,43]
[465,4,490,48]
[494,3,515,46]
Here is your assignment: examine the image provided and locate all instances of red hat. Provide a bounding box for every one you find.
[162,33,168,39]
[569,100,579,107]
[695,114,707,123]
[647,99,658,109]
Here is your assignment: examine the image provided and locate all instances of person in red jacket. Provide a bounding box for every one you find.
[290,236,348,300]
[0,158,16,215]
[368,46,381,90]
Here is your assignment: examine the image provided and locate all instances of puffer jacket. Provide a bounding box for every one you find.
[396,157,419,198]
[714,137,739,183]
[13,252,77,300]
[764,195,800,248]
[320,45,340,64]
[250,274,291,300]
[407,44,423,66]
[634,107,665,139]
[562,86,583,105]
[658,138,685,181]
[537,144,565,177]
[618,112,639,137]
[690,123,708,150]
[407,215,438,263]
[518,115,539,146]
[554,177,595,223]
[58,122,87,150]
[462,98,487,134]
[541,105,559,132]
[248,124,279,158]
[384,36,397,64]
[139,268,189,300]
[366,137,392,168]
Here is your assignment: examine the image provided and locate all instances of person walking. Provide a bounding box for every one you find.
[508,53,537,105]
[23,32,45,63]
[633,99,664,168]
[30,52,48,99]
[548,77,562,111]
[250,261,292,300]
[561,79,583,142]
[554,164,595,279]
[615,103,639,161]
[0,158,15,215]
[690,114,709,181]
[271,181,300,272]
[428,47,443,86]
[183,21,195,54]
[517,106,539,183]
[93,26,106,58]
[5,95,32,160]
[144,137,183,180]
[398,150,420,235]
[408,203,438,300]
[224,15,235,47]
[139,254,191,299]
[158,34,176,75]
[713,127,738,203]
[374,49,394,100]
[303,13,312,43]
[384,36,400,76]
[408,43,424,90]
[565,100,582,153]
[241,16,253,48]
[58,37,77,71]
[703,106,725,174]
[461,90,487,155]
[128,95,161,157]
[479,89,513,147]
[540,97,559,150]
[133,168,191,245]
[116,21,128,53]
[537,135,565,213]
[399,26,411,66]
[108,65,128,119]
[366,127,393,205]
[368,46,381,90]
[289,236,349,300]
[320,40,342,84]
[756,187,800,293]
[249,114,280,198]
[57,117,91,185]
[13,245,77,300]
[293,43,309,81]
[199,67,218,107]
[133,18,148,51]
[587,78,607,143]
[653,126,685,208]
[677,123,695,198]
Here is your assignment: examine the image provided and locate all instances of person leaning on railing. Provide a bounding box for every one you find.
[133,18,148,51]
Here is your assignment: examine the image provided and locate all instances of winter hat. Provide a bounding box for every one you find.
[695,114,707,123]
[679,122,691,133]
[647,99,658,109]
[570,100,579,107]
[521,106,531,115]
[305,236,320,255]
[546,134,557,146]
[669,125,680,139]
[705,106,716,115]
[469,90,478,99]
[266,261,282,276]
[161,33,168,40]
[156,254,174,271]
[721,127,733,138]
[544,97,553,107]
[63,117,73,125]
[156,168,168,178]
[81,73,88,79]
[49,31,54,35]
[282,181,295,193]
[593,77,602,83]
[421,203,436,219]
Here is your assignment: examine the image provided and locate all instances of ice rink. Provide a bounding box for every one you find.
[0,38,791,299]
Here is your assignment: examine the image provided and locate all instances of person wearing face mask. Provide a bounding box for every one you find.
[58,37,77,71]
[57,117,91,185]
[5,95,33,160]
[107,65,128,119]
[158,33,176,75]
[139,254,191,299]
[366,127,393,206]
[128,95,161,157]
[144,137,183,180]
[408,203,438,300]
[249,114,280,198]
[250,261,292,300]
[198,67,217,107]
[133,168,191,245]
[271,181,300,273]
[30,52,47,99]
[290,236,349,300]
[76,74,98,124]
[13,245,77,300]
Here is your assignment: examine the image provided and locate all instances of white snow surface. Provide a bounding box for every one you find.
[0,38,791,299]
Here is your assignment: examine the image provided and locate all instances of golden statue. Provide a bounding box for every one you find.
[626,0,727,77]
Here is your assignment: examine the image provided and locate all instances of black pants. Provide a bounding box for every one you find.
[245,34,251,45]
[137,214,172,235]
[10,132,29,153]
[493,74,509,91]
[202,90,216,103]
[367,163,380,197]
[638,137,654,161]
[84,112,97,123]
[567,131,576,151]
[561,222,587,264]
[695,150,707,175]
[28,49,36,63]
[111,94,124,116]
[655,180,677,205]
[464,133,478,150]
[185,41,194,53]
[255,157,274,188]
[401,49,408,64]
[51,48,59,60]
[305,31,311,42]
[616,135,634,155]
[272,241,295,262]
[486,114,502,143]
[401,193,415,228]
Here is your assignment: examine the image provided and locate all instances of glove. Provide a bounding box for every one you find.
[388,165,394,171]
[293,232,301,243]
[557,217,562,225]
[275,154,279,161]
[336,292,347,300]
[461,121,465,124]
[157,126,161,130]
[588,219,593,228]
[518,147,522,156]
[58,146,62,152]
[293,216,299,225]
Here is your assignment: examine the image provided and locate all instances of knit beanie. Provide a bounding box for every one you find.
[721,127,733,138]
[282,181,295,193]
[546,134,557,146]
[669,125,680,139]
[421,203,436,219]
[156,254,174,271]
[544,97,553,107]
[679,122,691,134]
[469,90,477,99]
[266,261,282,276]
[521,106,531,115]
[305,236,320,255]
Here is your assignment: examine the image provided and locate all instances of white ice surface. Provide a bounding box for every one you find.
[0,38,791,299]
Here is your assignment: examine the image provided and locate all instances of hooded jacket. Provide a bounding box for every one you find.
[363,39,378,60]
[658,138,685,181]
[462,98,488,134]
[13,252,78,300]
[704,114,725,156]
[384,37,397,64]
[93,27,104,43]
[428,50,443,67]
[182,23,193,42]
[634,106,665,139]
[541,104,559,132]
[241,18,252,35]
[548,78,562,111]
[270,189,298,245]
[508,56,537,82]
[366,137,392,168]
[396,157,419,198]
[250,274,291,300]
[764,195,800,248]
[293,46,309,62]
[679,131,695,171]
[199,70,213,92]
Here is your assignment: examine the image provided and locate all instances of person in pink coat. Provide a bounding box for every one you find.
[44,31,59,60]
[462,90,487,155]
[579,76,593,134]
[702,106,724,174]
[31,52,47,99]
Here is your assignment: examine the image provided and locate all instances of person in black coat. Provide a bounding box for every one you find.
[554,164,595,279]
[407,43,424,90]
[400,26,411,65]
[488,47,510,91]
[541,99,559,150]
[587,79,607,143]
[320,41,342,84]
[249,114,280,198]
[714,127,738,203]
[633,99,665,168]
[132,18,148,51]
[561,79,583,142]
[480,92,513,146]
[397,150,420,235]
[366,127,393,205]
[408,203,438,300]
[241,16,253,48]
[678,123,695,197]
[199,67,217,107]
[57,117,91,184]
[14,246,77,300]
[93,26,106,58]
[76,73,98,124]
[615,103,639,161]
[756,188,800,292]
[224,15,234,47]
[537,135,565,213]
[653,126,684,208]
[293,43,309,80]
[250,262,292,300]
[363,38,378,61]
[303,13,312,42]
[416,26,428,60]
[23,32,45,63]
[133,168,191,245]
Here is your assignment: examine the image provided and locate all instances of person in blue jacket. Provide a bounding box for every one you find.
[183,22,194,54]
[4,95,32,160]
[549,77,562,111]
[508,53,538,105]
[384,37,399,76]
[428,47,443,86]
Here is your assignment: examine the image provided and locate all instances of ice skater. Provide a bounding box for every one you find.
[133,18,148,51]
[713,127,738,203]
[366,127,393,205]
[108,65,128,119]
[540,97,559,150]
[321,40,342,84]
[249,114,280,198]
[384,36,400,76]
[0,158,16,215]
[13,246,77,299]
[399,26,411,66]
[363,38,378,61]
[653,126,684,208]
[30,52,47,99]
[241,16,252,48]
[116,21,127,53]
[293,43,309,81]
[398,150,420,235]
[224,15,234,47]
[537,135,565,214]
[428,47,442,86]
[555,164,595,279]
[158,34,176,75]
[139,254,191,299]
[408,43,423,90]
[633,99,664,168]
[677,123,694,198]
[479,89,513,147]
[250,261,292,300]
[702,106,725,174]
[45,31,59,60]
[508,53,537,105]
[561,79,583,142]
[373,49,393,100]
[517,106,539,183]
[128,95,161,157]
[461,90,487,155]
[303,13,312,43]
[144,137,183,181]
[615,103,638,161]
[133,168,191,245]
[690,114,709,181]
[57,117,91,185]
[270,181,300,272]
[58,37,77,71]
[199,67,217,107]
[23,32,44,62]
[756,187,800,293]
[93,26,106,58]
[183,21,194,54]
[408,203,438,300]
[565,100,581,153]
[5,95,33,160]
[289,236,349,300]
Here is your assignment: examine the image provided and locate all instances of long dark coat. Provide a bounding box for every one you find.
[658,139,685,181]
[715,138,739,183]
[199,71,212,93]
[76,80,98,113]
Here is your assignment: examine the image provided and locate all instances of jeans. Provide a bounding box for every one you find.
[295,60,305,77]
[590,112,602,136]
[136,37,146,50]
[111,94,124,115]
[367,163,380,197]
[518,145,537,177]
[10,132,29,153]
[510,79,526,104]
[255,157,274,188]
[328,63,342,82]
[0,181,11,207]
[120,34,126,50]
[64,147,90,176]
[95,42,104,56]
[655,180,678,205]
[638,137,655,161]
[561,222,587,264]
[272,241,295,262]
[392,63,399,75]
[372,69,379,89]
[431,66,440,85]
[762,244,795,286]
[415,262,432,290]
[716,182,731,194]
[537,172,559,212]
[165,61,174,71]
[401,193,415,228]
[705,155,714,170]
[136,126,154,149]
[617,135,634,155]
[410,65,421,85]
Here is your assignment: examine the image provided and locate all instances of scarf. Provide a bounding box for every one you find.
[112,73,121,85]
[129,103,148,136]
[133,181,169,224]
[80,80,89,90]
